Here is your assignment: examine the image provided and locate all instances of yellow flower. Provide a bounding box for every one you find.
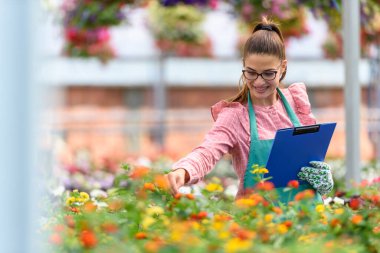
[191,221,201,231]
[298,234,314,243]
[225,238,252,253]
[235,198,256,208]
[315,204,325,213]
[80,192,90,202]
[142,216,156,229]
[264,214,273,223]
[334,208,345,215]
[146,206,164,216]
[250,167,269,174]
[277,224,288,234]
[205,183,224,192]
[212,221,224,230]
[161,216,170,227]
[65,196,76,206]
[218,231,230,239]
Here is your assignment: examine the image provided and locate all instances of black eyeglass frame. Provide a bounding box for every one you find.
[241,62,283,81]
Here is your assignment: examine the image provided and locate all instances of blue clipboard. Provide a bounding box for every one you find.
[265,122,337,188]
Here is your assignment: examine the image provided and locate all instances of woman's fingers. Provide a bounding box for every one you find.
[165,169,186,195]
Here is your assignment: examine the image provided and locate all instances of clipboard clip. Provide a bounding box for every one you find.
[293,124,320,135]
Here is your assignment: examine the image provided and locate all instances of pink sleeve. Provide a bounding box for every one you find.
[288,83,317,125]
[172,106,238,185]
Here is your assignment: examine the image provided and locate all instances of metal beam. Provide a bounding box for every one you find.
[343,0,361,187]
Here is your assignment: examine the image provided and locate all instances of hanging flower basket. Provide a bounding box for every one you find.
[61,0,136,63]
[147,1,213,57]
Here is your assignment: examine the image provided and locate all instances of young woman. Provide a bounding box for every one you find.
[165,18,334,203]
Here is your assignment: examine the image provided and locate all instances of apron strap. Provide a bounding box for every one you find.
[247,87,302,141]
[276,87,301,127]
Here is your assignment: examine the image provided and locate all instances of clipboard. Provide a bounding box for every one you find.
[265,123,337,188]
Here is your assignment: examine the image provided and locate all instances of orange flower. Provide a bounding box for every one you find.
[351,214,363,225]
[371,195,380,206]
[235,228,255,240]
[64,215,75,228]
[101,222,118,234]
[83,202,97,213]
[287,180,299,189]
[144,239,164,253]
[154,175,169,190]
[214,214,232,222]
[186,193,195,200]
[174,193,183,199]
[255,181,274,191]
[272,206,283,215]
[130,166,150,179]
[144,182,155,191]
[108,199,125,212]
[80,230,97,249]
[330,218,341,228]
[136,232,148,240]
[294,189,315,201]
[49,233,62,245]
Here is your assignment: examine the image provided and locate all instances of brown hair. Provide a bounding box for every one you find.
[227,17,287,103]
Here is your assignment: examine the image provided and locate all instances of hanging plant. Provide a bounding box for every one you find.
[61,0,138,63]
[147,1,213,57]
[301,0,380,58]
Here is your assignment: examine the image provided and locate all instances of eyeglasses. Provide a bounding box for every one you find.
[242,62,282,81]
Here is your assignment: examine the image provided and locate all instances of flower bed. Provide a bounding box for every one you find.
[42,162,380,252]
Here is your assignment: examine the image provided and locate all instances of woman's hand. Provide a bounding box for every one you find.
[165,168,190,195]
[297,161,334,196]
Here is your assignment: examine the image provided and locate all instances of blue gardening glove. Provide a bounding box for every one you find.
[297,161,334,196]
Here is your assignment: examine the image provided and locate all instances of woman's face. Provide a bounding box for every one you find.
[243,54,287,105]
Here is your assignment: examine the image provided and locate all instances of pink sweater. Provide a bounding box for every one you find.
[172,83,317,198]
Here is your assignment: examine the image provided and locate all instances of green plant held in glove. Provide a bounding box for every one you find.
[297,161,334,196]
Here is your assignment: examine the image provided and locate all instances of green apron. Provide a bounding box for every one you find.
[243,88,322,204]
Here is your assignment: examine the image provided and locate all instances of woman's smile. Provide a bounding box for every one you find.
[253,85,270,93]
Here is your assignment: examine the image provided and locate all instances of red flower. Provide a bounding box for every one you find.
[283,220,293,228]
[191,211,208,220]
[348,197,361,210]
[197,211,208,219]
[101,222,118,234]
[80,230,97,249]
[287,180,299,189]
